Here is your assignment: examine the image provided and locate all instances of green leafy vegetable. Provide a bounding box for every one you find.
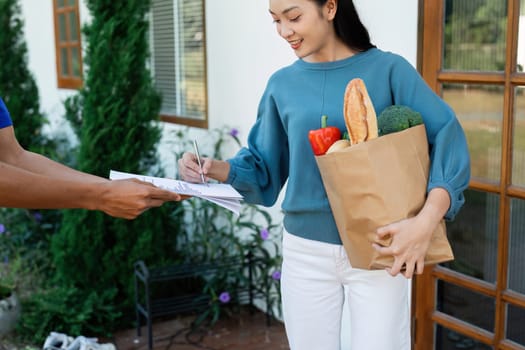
[377,105,423,136]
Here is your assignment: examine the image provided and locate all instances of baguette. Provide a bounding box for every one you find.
[343,78,378,145]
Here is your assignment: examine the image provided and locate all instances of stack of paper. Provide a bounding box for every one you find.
[109,170,243,215]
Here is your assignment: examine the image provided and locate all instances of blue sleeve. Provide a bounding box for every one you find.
[226,84,289,206]
[0,98,13,129]
[389,57,471,221]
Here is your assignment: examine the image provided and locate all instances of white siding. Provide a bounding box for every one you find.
[20,0,418,157]
[19,0,90,138]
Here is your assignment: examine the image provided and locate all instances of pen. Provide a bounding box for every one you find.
[192,139,207,185]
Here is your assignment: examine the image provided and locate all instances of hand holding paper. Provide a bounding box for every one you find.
[109,170,243,215]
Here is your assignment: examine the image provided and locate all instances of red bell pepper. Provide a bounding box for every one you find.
[308,115,342,155]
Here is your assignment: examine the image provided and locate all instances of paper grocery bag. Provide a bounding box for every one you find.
[315,125,454,270]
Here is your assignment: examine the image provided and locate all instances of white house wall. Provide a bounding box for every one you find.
[18,0,418,209]
[196,0,419,219]
[163,0,419,171]
[19,0,90,140]
[203,0,418,141]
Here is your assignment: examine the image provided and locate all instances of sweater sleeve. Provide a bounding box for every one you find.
[389,56,471,221]
[225,84,289,206]
[0,98,13,129]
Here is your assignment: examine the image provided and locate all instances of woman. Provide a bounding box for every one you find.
[178,0,470,349]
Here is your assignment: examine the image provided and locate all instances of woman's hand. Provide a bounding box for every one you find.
[177,151,211,183]
[373,187,451,279]
[177,152,230,183]
[373,215,434,278]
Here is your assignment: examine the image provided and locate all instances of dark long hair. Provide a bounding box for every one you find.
[312,0,375,52]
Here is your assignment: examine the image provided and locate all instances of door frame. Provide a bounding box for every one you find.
[413,1,525,349]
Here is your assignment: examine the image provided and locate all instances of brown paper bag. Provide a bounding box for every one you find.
[315,124,454,270]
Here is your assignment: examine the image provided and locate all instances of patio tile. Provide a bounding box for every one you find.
[110,307,289,350]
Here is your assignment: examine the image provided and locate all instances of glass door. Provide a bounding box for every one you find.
[414,1,525,349]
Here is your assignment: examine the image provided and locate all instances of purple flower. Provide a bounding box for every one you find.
[0,224,5,234]
[271,270,281,280]
[33,212,43,222]
[229,128,239,137]
[219,291,231,304]
[259,228,269,240]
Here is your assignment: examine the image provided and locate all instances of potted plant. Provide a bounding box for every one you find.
[0,281,20,337]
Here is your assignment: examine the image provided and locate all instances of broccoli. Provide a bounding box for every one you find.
[377,105,423,136]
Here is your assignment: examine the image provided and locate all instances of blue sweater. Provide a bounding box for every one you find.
[0,98,13,129]
[226,48,470,244]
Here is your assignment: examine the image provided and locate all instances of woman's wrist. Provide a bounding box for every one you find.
[207,159,230,182]
[419,187,450,229]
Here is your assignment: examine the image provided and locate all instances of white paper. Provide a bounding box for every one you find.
[109,170,243,215]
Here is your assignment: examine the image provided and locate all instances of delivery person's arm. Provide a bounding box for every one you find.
[0,126,181,219]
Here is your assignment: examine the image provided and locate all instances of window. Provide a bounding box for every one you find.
[52,0,83,89]
[150,0,208,128]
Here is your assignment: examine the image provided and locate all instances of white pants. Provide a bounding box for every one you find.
[281,231,411,350]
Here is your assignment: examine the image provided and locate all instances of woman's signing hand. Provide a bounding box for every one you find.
[177,151,211,183]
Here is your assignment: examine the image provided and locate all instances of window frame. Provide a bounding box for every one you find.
[52,0,83,90]
[151,0,209,129]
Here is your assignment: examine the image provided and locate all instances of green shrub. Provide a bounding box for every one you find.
[16,0,184,341]
[0,0,69,343]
